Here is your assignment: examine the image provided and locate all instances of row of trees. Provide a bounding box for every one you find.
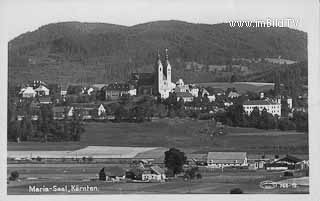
[7,99,85,142]
[215,103,308,132]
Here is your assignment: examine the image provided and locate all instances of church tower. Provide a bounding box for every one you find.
[155,50,163,94]
[164,48,171,83]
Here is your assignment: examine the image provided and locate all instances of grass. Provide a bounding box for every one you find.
[8,119,308,154]
[79,120,308,154]
[7,165,309,194]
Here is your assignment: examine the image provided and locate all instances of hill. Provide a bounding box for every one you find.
[8,20,308,86]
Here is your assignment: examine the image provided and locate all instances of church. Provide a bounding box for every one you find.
[130,49,175,99]
[154,49,176,99]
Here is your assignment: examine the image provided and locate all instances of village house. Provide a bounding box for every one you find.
[207,152,248,168]
[265,155,302,170]
[175,79,189,93]
[176,92,194,102]
[105,83,136,100]
[141,165,166,182]
[227,91,240,99]
[38,96,52,104]
[20,87,36,98]
[189,84,199,97]
[243,100,281,116]
[71,103,106,120]
[34,85,50,96]
[52,106,74,120]
[201,88,216,102]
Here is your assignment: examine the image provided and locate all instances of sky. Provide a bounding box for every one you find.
[0,0,317,40]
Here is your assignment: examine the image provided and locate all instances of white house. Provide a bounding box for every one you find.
[201,88,216,102]
[228,91,240,99]
[207,152,248,168]
[243,100,281,116]
[97,104,106,116]
[176,92,194,102]
[175,79,189,93]
[34,85,50,96]
[141,165,166,182]
[20,87,36,98]
[189,85,199,97]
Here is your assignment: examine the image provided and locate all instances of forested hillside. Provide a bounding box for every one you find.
[8,20,308,86]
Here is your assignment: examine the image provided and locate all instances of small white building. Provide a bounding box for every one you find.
[97,104,106,116]
[34,85,50,96]
[243,100,281,116]
[189,85,199,97]
[207,152,248,168]
[201,88,216,102]
[141,166,166,182]
[20,87,36,98]
[175,79,190,93]
[228,91,240,99]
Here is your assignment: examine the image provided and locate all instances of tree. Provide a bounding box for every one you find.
[9,171,19,181]
[226,104,245,126]
[292,111,308,132]
[249,107,260,128]
[230,188,243,194]
[278,118,296,131]
[164,148,187,176]
[99,168,106,181]
[258,108,276,129]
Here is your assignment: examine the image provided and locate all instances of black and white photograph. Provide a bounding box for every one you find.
[0,0,319,199]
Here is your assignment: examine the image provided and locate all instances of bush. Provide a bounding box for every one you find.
[230,188,243,194]
[196,173,202,179]
[9,171,19,181]
[278,119,296,131]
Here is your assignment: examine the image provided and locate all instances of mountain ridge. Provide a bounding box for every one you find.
[8,20,308,86]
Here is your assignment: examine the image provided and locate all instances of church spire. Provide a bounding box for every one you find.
[165,48,169,61]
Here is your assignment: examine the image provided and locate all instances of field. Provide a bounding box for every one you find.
[195,82,274,93]
[7,163,308,194]
[79,119,308,155]
[8,119,308,155]
[7,119,309,194]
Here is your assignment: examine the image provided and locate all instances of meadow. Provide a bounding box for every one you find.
[79,119,308,154]
[8,119,308,155]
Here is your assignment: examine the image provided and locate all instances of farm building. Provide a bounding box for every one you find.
[265,155,303,170]
[141,165,166,182]
[207,152,248,168]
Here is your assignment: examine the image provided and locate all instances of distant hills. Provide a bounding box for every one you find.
[8,20,308,86]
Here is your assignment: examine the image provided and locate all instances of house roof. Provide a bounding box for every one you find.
[228,91,240,98]
[104,166,126,177]
[207,152,247,163]
[106,83,130,91]
[52,106,65,113]
[21,87,36,94]
[205,87,225,95]
[272,155,302,164]
[176,92,193,98]
[150,165,165,175]
[92,84,107,90]
[35,85,49,92]
[243,100,278,106]
[38,96,52,102]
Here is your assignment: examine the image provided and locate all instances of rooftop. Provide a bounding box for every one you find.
[243,100,278,106]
